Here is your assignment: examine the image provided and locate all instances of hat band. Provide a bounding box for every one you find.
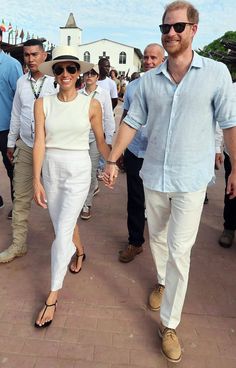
[53,55,80,61]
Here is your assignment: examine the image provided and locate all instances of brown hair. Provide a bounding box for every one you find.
[110,69,118,77]
[162,1,199,24]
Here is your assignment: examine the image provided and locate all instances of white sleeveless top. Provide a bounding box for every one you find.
[43,93,91,150]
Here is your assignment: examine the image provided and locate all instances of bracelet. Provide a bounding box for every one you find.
[106,160,117,165]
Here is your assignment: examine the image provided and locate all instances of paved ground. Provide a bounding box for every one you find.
[0,103,236,367]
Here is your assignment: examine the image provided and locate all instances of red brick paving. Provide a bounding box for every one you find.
[0,103,236,367]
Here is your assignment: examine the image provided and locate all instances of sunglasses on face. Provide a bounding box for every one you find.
[159,22,194,34]
[84,70,98,77]
[53,65,78,76]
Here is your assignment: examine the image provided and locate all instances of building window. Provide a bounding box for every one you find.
[84,51,90,62]
[119,52,126,64]
[67,36,71,46]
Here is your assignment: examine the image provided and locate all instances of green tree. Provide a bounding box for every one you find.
[197,31,236,79]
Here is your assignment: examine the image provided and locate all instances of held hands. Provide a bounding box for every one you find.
[102,161,119,189]
[33,179,48,208]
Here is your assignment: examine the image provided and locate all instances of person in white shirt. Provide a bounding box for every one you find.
[79,65,115,220]
[97,57,118,110]
[0,39,57,263]
[96,58,118,178]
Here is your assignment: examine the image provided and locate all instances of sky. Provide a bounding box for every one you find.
[0,0,236,53]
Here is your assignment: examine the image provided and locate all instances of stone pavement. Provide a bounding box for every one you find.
[1,105,236,367]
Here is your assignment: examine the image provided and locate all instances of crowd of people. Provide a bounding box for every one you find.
[0,0,236,364]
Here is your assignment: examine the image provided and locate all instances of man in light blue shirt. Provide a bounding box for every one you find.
[0,30,22,215]
[104,1,236,363]
[118,44,164,263]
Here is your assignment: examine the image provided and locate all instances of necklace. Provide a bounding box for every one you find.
[168,69,179,84]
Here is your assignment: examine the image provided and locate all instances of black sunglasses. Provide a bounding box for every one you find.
[159,22,194,34]
[84,70,98,77]
[53,65,78,76]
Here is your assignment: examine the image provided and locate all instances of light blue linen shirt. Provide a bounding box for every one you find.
[0,51,23,131]
[123,52,236,193]
[123,78,148,158]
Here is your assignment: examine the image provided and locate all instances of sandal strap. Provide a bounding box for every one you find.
[45,301,57,307]
[40,301,57,322]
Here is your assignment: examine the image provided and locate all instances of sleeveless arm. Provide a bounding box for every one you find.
[90,99,111,160]
[33,97,47,208]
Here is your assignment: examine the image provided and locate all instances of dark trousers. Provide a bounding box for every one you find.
[0,130,14,201]
[223,152,236,230]
[124,149,145,247]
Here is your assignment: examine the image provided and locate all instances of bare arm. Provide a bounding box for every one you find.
[33,98,47,208]
[89,99,111,161]
[223,126,236,198]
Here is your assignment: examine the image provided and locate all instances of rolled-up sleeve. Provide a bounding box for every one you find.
[123,79,148,130]
[214,65,236,130]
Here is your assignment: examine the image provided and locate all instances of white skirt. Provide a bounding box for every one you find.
[42,148,91,291]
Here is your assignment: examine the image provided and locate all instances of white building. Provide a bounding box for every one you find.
[59,13,82,48]
[59,13,142,76]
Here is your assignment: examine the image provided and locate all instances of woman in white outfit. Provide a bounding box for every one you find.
[33,46,112,327]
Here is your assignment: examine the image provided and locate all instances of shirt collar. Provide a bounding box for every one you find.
[82,85,100,96]
[156,51,203,76]
[190,51,203,68]
[27,71,47,82]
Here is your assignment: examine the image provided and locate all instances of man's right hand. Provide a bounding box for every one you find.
[7,148,14,165]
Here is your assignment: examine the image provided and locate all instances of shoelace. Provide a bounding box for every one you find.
[163,328,177,340]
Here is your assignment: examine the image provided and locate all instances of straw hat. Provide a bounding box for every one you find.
[39,45,94,76]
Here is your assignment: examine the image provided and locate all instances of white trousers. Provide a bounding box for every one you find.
[42,149,91,291]
[144,187,206,329]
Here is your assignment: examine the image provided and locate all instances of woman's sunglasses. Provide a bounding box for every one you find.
[53,65,79,76]
[84,70,98,77]
[159,22,194,35]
